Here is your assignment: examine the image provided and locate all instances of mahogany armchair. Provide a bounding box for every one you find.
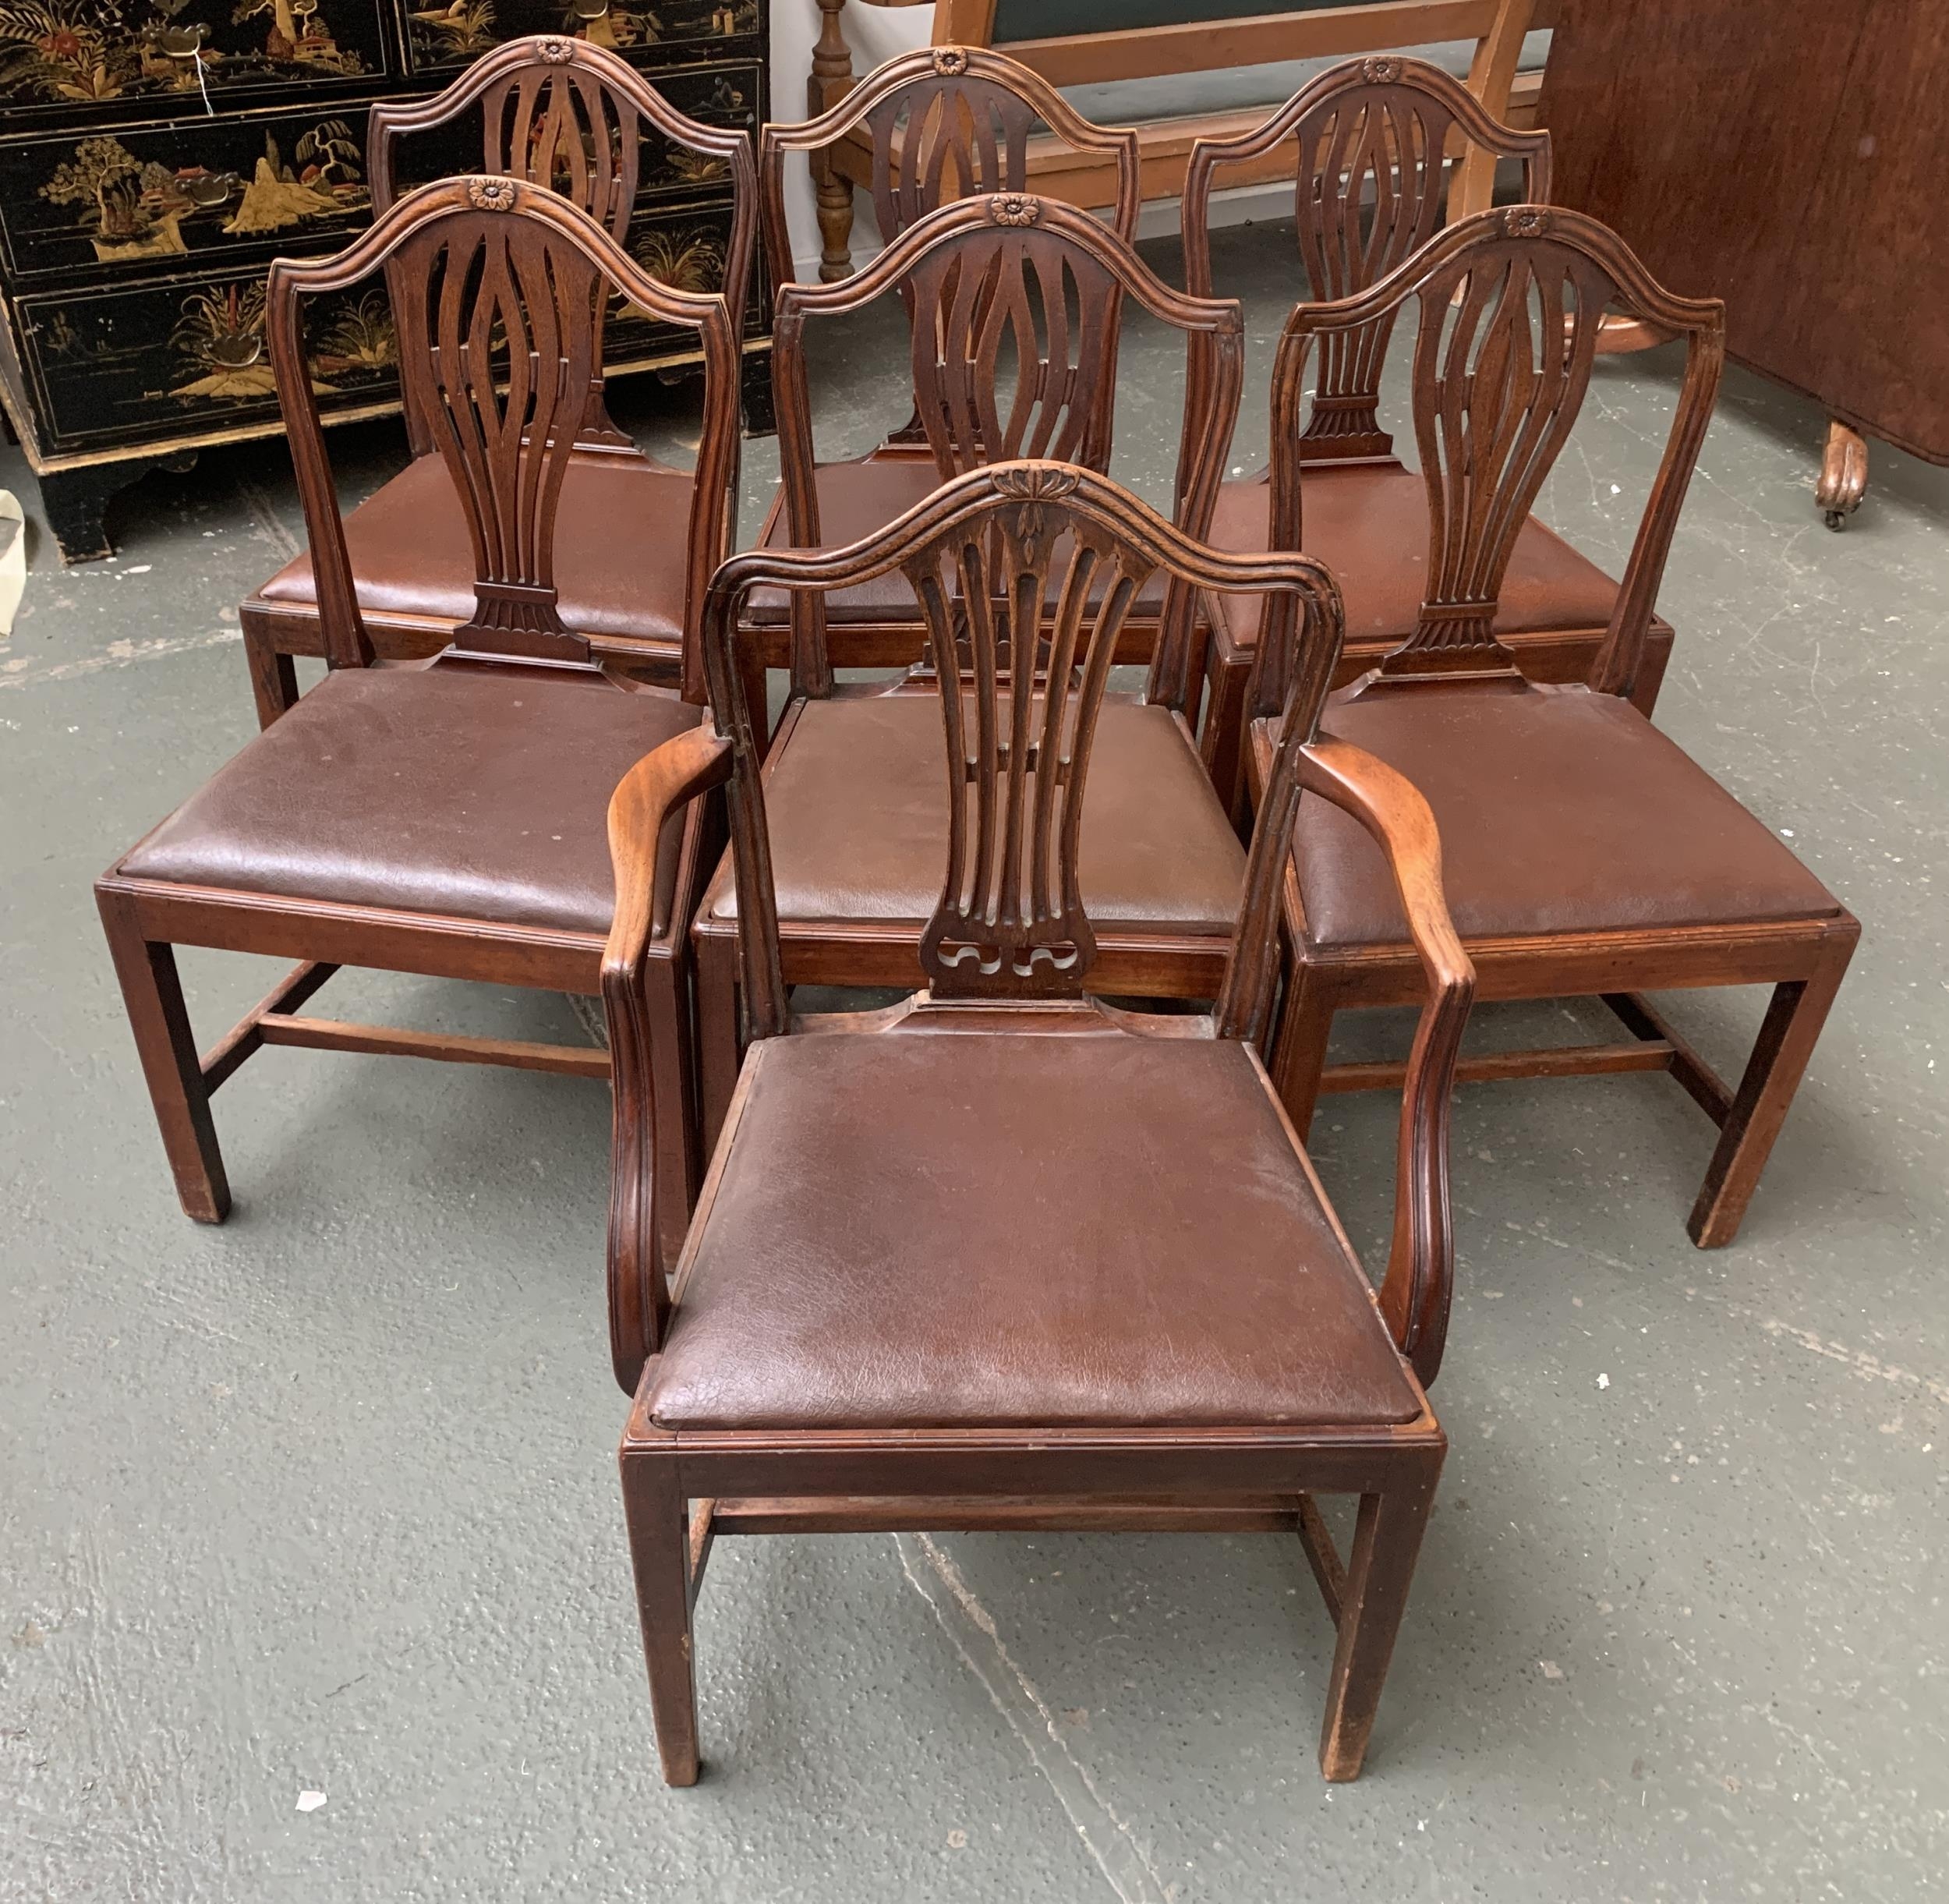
[97,179,740,1274]
[693,192,1247,1139]
[742,51,1141,699]
[239,36,759,727]
[1254,206,1859,1248]
[603,460,1477,1782]
[1187,57,1677,808]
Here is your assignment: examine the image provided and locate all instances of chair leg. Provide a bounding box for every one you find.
[1270,963,1335,1142]
[695,933,742,1156]
[1687,933,1857,1248]
[1198,646,1254,838]
[97,890,230,1223]
[242,621,300,728]
[1318,1470,1440,1782]
[619,1449,700,1785]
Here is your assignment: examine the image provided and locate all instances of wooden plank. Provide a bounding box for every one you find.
[1006,1,1505,88]
[199,960,339,1091]
[255,1014,611,1078]
[1601,991,1735,1124]
[687,1499,717,1609]
[1319,1039,1678,1094]
[1296,1492,1348,1626]
[707,1494,1307,1534]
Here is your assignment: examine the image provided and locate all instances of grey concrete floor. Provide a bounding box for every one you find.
[2,220,1946,1903]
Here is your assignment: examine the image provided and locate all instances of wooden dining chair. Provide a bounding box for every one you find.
[745,53,1141,691]
[239,35,759,729]
[1253,205,1859,1248]
[97,179,740,1272]
[1186,57,1677,809]
[692,192,1246,1140]
[603,459,1475,1782]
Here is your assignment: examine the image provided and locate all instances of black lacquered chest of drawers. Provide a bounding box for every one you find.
[0,0,768,560]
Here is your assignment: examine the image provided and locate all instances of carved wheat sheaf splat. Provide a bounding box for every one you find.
[864,79,1037,242]
[1395,220,1606,673]
[483,65,640,239]
[907,208,1116,480]
[387,196,600,662]
[1293,88,1457,457]
[901,468,1149,996]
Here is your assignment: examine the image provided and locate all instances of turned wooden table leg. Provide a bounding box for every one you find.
[1816,417,1868,530]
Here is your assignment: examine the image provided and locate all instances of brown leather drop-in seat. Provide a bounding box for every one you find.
[743,453,1168,627]
[252,450,695,646]
[1205,463,1623,653]
[648,1030,1425,1432]
[700,695,1246,932]
[122,667,698,933]
[1287,683,1842,947]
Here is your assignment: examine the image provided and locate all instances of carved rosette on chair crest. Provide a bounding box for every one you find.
[988,193,1041,228]
[932,45,970,75]
[466,175,518,212]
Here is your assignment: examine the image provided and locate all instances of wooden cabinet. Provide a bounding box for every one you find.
[1539,0,1949,527]
[0,1,769,560]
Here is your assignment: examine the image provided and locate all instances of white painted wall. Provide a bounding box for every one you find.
[769,0,932,281]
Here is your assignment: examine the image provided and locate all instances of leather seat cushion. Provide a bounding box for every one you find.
[253,448,695,646]
[743,453,1166,626]
[702,695,1245,932]
[1205,465,1622,653]
[1288,684,1841,947]
[648,1031,1424,1431]
[120,665,700,936]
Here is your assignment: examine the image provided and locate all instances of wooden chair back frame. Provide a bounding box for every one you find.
[267,177,741,703]
[1269,204,1723,699]
[368,35,758,454]
[761,44,1141,297]
[1185,55,1551,462]
[769,193,1244,708]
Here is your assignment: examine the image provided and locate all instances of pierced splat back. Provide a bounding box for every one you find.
[1183,56,1551,462]
[1270,205,1724,695]
[266,179,741,696]
[694,462,1346,1030]
[771,195,1243,706]
[903,200,1121,478]
[759,46,1140,299]
[370,36,757,453]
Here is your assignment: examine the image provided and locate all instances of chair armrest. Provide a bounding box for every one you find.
[1298,736,1475,1387]
[602,721,734,1389]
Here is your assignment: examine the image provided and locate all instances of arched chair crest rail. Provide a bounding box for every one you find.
[695,193,1247,1140]
[1189,57,1678,809]
[239,35,760,728]
[743,55,1144,701]
[98,179,741,1276]
[601,458,1477,1785]
[772,41,1141,289]
[1249,205,1859,1249]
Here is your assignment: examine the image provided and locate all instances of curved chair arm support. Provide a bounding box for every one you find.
[1299,737,1474,1386]
[1183,55,1553,299]
[603,721,735,1389]
[759,44,1141,299]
